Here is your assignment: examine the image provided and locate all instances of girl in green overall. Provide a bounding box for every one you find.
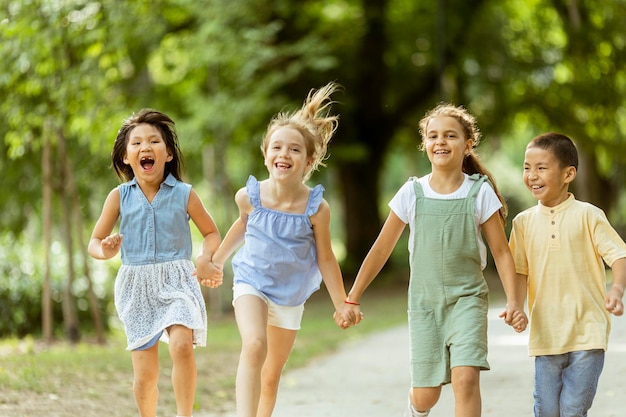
[344,104,528,417]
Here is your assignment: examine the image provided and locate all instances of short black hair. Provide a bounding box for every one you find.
[527,132,578,170]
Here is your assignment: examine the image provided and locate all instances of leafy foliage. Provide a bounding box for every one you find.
[1,0,626,337]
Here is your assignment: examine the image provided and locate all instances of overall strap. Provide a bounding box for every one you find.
[411,177,424,198]
[466,174,488,199]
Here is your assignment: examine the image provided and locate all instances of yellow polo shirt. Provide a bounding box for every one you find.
[509,194,626,356]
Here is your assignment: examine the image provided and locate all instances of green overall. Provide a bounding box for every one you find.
[408,174,490,387]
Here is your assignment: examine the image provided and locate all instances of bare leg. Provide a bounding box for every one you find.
[168,325,196,417]
[234,295,269,417]
[451,366,481,417]
[131,344,160,417]
[257,325,298,417]
[410,386,441,414]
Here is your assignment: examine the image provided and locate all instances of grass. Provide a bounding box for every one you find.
[0,282,409,417]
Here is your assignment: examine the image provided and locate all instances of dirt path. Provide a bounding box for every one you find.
[199,308,626,416]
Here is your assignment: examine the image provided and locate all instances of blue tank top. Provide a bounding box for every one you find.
[118,174,193,265]
[232,176,324,306]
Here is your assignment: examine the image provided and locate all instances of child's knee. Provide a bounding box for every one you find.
[169,338,194,360]
[411,386,441,411]
[451,366,480,396]
[134,370,159,390]
[241,336,268,361]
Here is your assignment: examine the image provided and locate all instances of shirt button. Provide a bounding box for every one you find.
[552,235,556,239]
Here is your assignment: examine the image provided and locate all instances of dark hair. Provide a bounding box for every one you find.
[527,132,579,170]
[419,103,508,223]
[261,82,340,181]
[111,109,183,182]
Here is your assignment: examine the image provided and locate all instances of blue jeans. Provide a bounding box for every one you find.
[534,350,604,417]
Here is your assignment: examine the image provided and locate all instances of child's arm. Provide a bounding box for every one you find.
[606,257,626,316]
[311,200,355,328]
[345,210,406,322]
[88,189,123,260]
[482,212,528,332]
[188,188,223,288]
[198,188,250,287]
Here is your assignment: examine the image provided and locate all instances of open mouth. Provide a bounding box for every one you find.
[276,162,291,169]
[140,156,155,170]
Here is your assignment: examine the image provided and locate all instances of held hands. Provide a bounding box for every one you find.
[333,300,364,329]
[499,304,528,333]
[193,254,224,288]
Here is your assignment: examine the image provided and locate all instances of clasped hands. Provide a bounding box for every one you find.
[194,254,223,288]
[334,302,364,330]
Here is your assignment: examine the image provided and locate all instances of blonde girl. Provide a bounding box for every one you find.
[200,83,354,417]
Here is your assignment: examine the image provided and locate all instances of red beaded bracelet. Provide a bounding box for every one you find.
[344,299,360,305]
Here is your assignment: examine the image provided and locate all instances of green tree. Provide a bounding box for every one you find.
[2,0,626,339]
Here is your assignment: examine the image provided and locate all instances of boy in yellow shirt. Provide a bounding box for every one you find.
[509,132,626,417]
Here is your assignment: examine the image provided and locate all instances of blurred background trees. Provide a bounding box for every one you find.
[1,0,625,342]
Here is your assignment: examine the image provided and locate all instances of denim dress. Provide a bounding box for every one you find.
[114,174,207,350]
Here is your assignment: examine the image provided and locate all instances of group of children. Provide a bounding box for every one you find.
[88,82,626,417]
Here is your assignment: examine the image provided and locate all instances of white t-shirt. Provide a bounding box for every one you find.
[389,174,502,270]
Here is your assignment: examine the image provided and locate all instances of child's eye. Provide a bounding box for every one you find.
[291,147,300,152]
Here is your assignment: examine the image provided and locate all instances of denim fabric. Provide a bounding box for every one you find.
[119,174,192,265]
[534,350,604,417]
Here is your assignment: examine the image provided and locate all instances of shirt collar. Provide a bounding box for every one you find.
[537,193,575,214]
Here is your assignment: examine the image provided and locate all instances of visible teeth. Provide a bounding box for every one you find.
[140,156,154,167]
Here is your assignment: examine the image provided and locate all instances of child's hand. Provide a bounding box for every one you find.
[333,308,354,329]
[499,305,528,333]
[334,303,364,329]
[193,255,223,288]
[605,287,624,316]
[101,233,123,258]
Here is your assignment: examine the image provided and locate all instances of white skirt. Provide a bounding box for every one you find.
[114,259,207,350]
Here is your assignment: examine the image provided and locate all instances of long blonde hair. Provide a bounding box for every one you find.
[419,103,508,223]
[261,82,340,181]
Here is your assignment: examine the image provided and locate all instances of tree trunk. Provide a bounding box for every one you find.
[334,0,390,277]
[337,160,385,277]
[42,122,53,344]
[57,130,80,343]
[58,128,105,343]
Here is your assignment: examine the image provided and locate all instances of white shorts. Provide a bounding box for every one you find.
[233,283,305,330]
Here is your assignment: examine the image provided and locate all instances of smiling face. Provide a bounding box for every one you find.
[523,145,575,207]
[123,123,173,183]
[263,126,312,181]
[424,116,473,170]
